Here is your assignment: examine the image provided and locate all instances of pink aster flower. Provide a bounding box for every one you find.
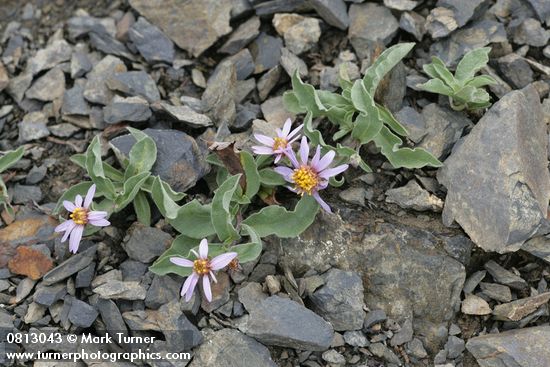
[252,118,303,163]
[54,184,110,254]
[170,239,237,302]
[274,137,349,213]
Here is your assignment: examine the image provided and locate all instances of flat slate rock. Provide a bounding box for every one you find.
[128,17,175,64]
[129,0,232,57]
[466,326,550,366]
[42,246,97,285]
[438,86,550,253]
[243,295,334,351]
[106,71,160,103]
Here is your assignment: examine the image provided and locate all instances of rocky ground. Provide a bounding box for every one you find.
[0,0,550,366]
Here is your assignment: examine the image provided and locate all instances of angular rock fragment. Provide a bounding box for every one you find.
[128,17,175,64]
[19,112,50,142]
[310,0,349,30]
[28,39,72,76]
[461,294,491,315]
[106,71,160,103]
[202,60,236,125]
[83,55,127,105]
[492,292,550,321]
[220,16,260,55]
[249,33,283,74]
[152,102,212,128]
[385,180,444,212]
[103,96,151,124]
[25,67,65,102]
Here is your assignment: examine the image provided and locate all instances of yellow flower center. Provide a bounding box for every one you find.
[70,207,88,225]
[273,137,288,151]
[292,166,318,195]
[193,259,210,275]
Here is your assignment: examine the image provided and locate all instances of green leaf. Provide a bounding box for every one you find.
[134,191,151,226]
[259,167,286,186]
[376,104,408,136]
[85,136,116,199]
[418,79,454,96]
[211,175,241,243]
[282,91,306,114]
[455,47,491,82]
[350,80,382,144]
[126,127,149,141]
[71,154,124,182]
[53,182,94,215]
[466,75,496,88]
[373,126,443,168]
[363,42,415,95]
[242,195,319,238]
[241,151,260,199]
[169,200,216,238]
[114,172,150,211]
[232,224,262,264]
[151,176,181,219]
[128,135,157,174]
[0,147,24,173]
[429,56,458,88]
[288,71,327,116]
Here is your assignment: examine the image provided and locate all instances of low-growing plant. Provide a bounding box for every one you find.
[283,42,442,174]
[0,146,25,216]
[53,127,184,226]
[418,47,496,111]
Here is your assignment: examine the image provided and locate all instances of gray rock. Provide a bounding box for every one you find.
[0,62,9,92]
[233,102,260,131]
[202,60,236,125]
[479,282,512,303]
[227,48,255,80]
[273,216,466,352]
[461,294,491,315]
[157,300,202,351]
[238,282,268,312]
[384,0,418,10]
[83,55,127,105]
[407,338,428,359]
[348,3,399,58]
[28,39,72,76]
[445,335,465,359]
[280,47,307,78]
[385,180,444,212]
[466,326,550,367]
[426,8,459,39]
[75,262,95,288]
[310,0,349,30]
[68,299,98,328]
[152,102,212,128]
[438,86,550,253]
[19,112,50,142]
[24,302,46,324]
[512,18,550,46]
[103,96,151,124]
[522,235,550,264]
[106,71,160,103]
[364,309,387,329]
[110,128,209,192]
[391,319,414,346]
[122,223,172,264]
[322,349,346,364]
[128,17,175,64]
[309,268,364,331]
[70,51,93,79]
[201,272,231,313]
[12,184,42,204]
[343,330,369,347]
[97,298,129,340]
[419,103,471,159]
[427,0,490,38]
[400,11,426,41]
[25,67,65,102]
[33,284,67,307]
[394,106,427,143]
[145,275,182,309]
[249,33,283,74]
[462,270,486,294]
[129,0,232,57]
[189,329,277,367]
[281,15,321,54]
[120,259,148,281]
[220,16,260,55]
[339,187,366,207]
[524,0,550,24]
[25,165,47,185]
[430,19,506,65]
[497,53,534,89]
[48,123,80,138]
[492,292,550,321]
[369,342,401,364]
[93,280,147,300]
[62,84,90,116]
[243,296,334,351]
[67,15,116,39]
[89,32,134,60]
[257,66,281,102]
[7,72,33,103]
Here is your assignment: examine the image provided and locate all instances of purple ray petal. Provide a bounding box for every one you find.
[319,164,349,179]
[60,221,76,242]
[202,276,212,302]
[87,211,108,220]
[311,146,321,168]
[299,136,309,165]
[88,218,110,227]
[83,184,96,209]
[313,192,332,213]
[274,154,282,163]
[75,195,83,207]
[199,238,208,259]
[182,273,198,300]
[170,257,194,268]
[55,219,75,233]
[286,147,300,168]
[252,146,274,155]
[254,134,274,146]
[287,123,303,140]
[315,150,336,172]
[69,225,84,253]
[63,200,77,212]
[210,252,238,270]
[274,166,294,182]
[209,271,218,283]
[282,118,292,136]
